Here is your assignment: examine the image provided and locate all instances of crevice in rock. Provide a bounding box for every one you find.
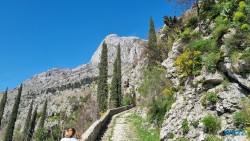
[223,72,250,96]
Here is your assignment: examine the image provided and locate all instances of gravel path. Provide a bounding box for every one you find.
[99,108,140,141]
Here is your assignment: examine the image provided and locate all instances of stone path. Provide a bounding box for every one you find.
[97,108,140,141]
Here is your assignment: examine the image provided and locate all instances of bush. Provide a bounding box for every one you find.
[202,115,221,133]
[201,92,218,106]
[233,111,249,129]
[246,127,250,138]
[239,1,247,11]
[214,24,229,42]
[222,77,229,87]
[202,52,220,73]
[121,95,133,106]
[241,48,250,62]
[207,92,218,104]
[205,135,223,141]
[50,125,61,141]
[181,29,191,43]
[174,50,202,76]
[182,119,189,134]
[220,2,234,19]
[167,132,175,139]
[241,23,249,30]
[138,67,169,98]
[147,88,175,127]
[188,39,217,53]
[186,16,198,29]
[35,128,49,141]
[138,67,174,127]
[192,120,199,128]
[233,11,245,22]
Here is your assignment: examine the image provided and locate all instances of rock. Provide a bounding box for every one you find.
[198,131,205,141]
[238,59,250,73]
[219,57,250,91]
[203,71,224,90]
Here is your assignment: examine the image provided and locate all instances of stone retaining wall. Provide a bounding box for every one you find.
[80,105,133,141]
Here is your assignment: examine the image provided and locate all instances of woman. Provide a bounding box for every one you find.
[60,127,81,141]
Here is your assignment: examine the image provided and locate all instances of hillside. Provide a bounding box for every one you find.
[0,34,147,139]
[1,0,250,140]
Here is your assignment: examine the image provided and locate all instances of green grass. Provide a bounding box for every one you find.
[127,113,160,141]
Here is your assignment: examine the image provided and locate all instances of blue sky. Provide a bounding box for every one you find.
[0,0,183,91]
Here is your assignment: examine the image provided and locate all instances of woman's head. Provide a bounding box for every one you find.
[64,127,76,138]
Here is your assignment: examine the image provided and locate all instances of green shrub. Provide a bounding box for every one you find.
[167,132,175,139]
[186,16,198,29]
[233,11,245,22]
[202,52,220,73]
[147,88,175,127]
[233,111,249,129]
[240,48,250,62]
[35,128,49,141]
[182,119,189,134]
[201,95,208,107]
[138,67,174,127]
[201,92,218,106]
[121,95,133,106]
[222,77,229,87]
[50,125,61,141]
[239,1,247,11]
[174,50,202,76]
[246,127,250,138]
[214,24,229,42]
[138,66,169,98]
[205,135,223,141]
[206,3,221,19]
[202,115,221,133]
[181,29,191,43]
[241,23,249,30]
[220,2,234,19]
[192,120,199,128]
[207,92,218,104]
[188,39,217,53]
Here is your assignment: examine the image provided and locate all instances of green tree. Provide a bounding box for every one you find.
[38,99,47,128]
[22,100,34,140]
[97,41,109,112]
[148,17,161,66]
[35,128,48,141]
[110,44,122,108]
[4,84,22,141]
[0,88,8,126]
[116,44,122,107]
[27,105,38,141]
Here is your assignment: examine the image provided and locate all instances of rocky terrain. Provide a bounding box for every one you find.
[159,21,250,141]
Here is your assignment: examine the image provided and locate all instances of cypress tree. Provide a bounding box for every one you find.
[110,55,118,108]
[110,44,122,108]
[22,100,33,139]
[27,105,38,141]
[117,44,122,107]
[148,16,159,66]
[4,84,22,141]
[0,88,8,126]
[38,99,47,128]
[97,41,109,112]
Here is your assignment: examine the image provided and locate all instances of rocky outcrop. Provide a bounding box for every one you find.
[160,37,249,141]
